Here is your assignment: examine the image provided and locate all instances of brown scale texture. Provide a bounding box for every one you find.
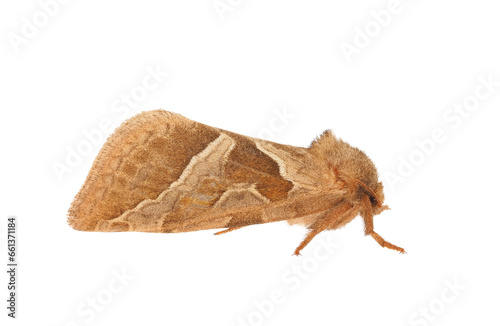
[68,110,220,230]
[223,131,293,202]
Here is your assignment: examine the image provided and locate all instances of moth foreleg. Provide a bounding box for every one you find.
[293,202,353,256]
[362,196,406,254]
[214,226,244,235]
[369,231,406,254]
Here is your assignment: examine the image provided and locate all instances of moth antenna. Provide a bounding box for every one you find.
[354,179,382,208]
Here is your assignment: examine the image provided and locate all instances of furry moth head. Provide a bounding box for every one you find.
[310,130,389,217]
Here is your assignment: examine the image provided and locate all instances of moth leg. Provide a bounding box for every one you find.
[214,226,243,235]
[293,202,353,256]
[362,196,406,254]
[369,231,406,253]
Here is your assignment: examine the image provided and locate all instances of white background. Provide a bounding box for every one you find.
[1,1,499,325]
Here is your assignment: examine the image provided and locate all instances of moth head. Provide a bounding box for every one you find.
[309,130,388,214]
[355,180,389,216]
[341,167,387,215]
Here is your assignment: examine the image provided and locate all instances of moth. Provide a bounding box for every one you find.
[68,110,405,255]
